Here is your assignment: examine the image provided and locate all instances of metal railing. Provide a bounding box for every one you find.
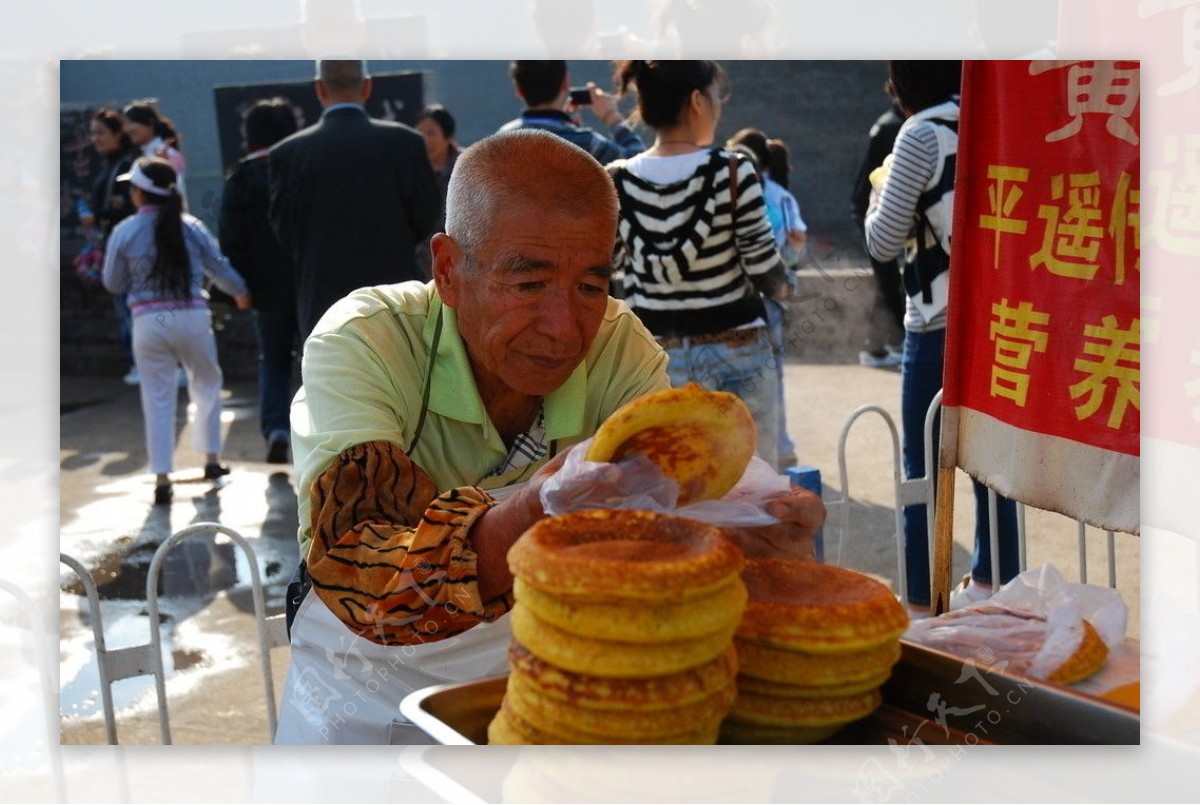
[60,522,287,745]
[826,390,1120,604]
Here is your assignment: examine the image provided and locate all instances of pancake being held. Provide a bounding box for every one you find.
[585,382,757,505]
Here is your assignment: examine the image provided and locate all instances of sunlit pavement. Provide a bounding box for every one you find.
[60,375,298,743]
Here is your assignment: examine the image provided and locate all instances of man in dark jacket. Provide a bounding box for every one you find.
[269,60,438,338]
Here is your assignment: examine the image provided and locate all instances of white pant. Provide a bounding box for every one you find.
[274,592,512,745]
[131,307,224,474]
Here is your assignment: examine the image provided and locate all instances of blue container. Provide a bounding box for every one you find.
[785,465,825,562]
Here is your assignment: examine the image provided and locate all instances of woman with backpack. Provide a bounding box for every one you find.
[865,61,1020,615]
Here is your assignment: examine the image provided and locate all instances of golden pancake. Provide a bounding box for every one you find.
[508,641,738,710]
[735,670,892,699]
[496,694,721,744]
[585,382,757,505]
[918,605,1110,684]
[719,719,843,745]
[506,671,734,739]
[514,575,747,644]
[1048,619,1109,685]
[508,509,745,603]
[488,704,540,745]
[511,605,736,677]
[736,559,909,653]
[727,688,883,728]
[734,638,902,686]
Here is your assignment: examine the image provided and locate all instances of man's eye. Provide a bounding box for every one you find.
[517,281,546,292]
[579,282,607,296]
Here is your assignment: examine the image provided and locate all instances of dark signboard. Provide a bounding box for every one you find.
[212,70,425,171]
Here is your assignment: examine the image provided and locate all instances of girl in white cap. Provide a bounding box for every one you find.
[102,157,252,505]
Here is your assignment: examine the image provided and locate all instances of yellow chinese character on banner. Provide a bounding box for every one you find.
[1070,315,1140,430]
[1030,172,1105,280]
[989,298,1051,406]
[1108,171,1140,285]
[979,165,1030,270]
[1029,60,1140,145]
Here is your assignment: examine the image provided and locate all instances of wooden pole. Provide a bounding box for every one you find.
[931,406,959,615]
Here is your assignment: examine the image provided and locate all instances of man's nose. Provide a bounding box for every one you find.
[536,289,582,339]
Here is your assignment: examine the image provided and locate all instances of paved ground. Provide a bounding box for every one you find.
[57,362,1140,745]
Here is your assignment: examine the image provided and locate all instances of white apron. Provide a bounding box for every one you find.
[274,592,511,744]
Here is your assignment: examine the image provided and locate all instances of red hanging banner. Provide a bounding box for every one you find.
[944,60,1140,533]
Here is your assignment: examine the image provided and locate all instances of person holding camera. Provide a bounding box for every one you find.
[498,60,645,165]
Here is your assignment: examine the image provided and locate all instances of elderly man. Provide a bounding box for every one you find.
[274,129,824,744]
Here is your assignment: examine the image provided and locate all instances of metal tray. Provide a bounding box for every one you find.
[399,640,1139,745]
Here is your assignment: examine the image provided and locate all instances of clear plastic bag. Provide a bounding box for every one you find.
[539,438,791,528]
[904,564,1127,680]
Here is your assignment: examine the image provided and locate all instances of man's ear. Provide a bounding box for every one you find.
[315,79,328,105]
[431,233,462,307]
[360,76,373,103]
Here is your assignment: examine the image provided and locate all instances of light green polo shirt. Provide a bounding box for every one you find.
[291,281,669,559]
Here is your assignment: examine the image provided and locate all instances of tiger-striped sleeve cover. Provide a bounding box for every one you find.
[305,439,513,645]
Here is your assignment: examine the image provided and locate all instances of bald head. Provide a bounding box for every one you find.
[445,129,619,262]
[316,59,370,105]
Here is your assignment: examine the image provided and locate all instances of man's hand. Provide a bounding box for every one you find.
[472,449,570,602]
[722,486,826,562]
[582,82,625,129]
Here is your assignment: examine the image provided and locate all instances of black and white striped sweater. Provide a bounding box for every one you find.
[610,148,787,337]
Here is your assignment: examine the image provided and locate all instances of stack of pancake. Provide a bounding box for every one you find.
[722,558,910,744]
[489,509,747,744]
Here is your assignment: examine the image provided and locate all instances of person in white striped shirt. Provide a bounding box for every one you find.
[865,61,1019,614]
[607,60,789,470]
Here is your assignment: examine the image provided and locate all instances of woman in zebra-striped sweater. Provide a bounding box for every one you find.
[608,60,790,469]
[865,61,1019,614]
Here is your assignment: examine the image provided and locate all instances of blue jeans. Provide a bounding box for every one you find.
[763,298,796,465]
[254,308,300,440]
[665,328,779,471]
[901,328,1020,605]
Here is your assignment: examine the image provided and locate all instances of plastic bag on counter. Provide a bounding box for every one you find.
[539,437,791,528]
[904,564,1128,681]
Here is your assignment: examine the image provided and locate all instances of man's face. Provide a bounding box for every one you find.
[434,200,615,399]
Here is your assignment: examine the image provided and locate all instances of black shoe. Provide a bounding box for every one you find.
[204,463,231,481]
[266,432,290,464]
[154,483,173,506]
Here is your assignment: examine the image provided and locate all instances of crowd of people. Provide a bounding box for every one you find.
[73,59,1020,743]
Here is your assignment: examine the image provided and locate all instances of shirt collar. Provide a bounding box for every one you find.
[322,102,366,117]
[423,292,587,442]
[520,109,573,124]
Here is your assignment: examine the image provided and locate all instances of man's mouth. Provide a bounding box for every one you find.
[523,353,574,370]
